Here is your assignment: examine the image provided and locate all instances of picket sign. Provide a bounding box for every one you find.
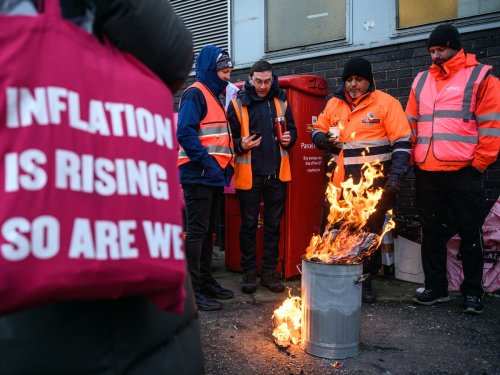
[0,0,186,314]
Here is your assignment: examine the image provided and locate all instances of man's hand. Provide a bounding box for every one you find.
[280,131,291,147]
[383,179,400,198]
[241,134,262,151]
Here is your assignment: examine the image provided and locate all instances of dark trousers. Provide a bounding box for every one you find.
[415,167,484,297]
[182,183,223,292]
[237,175,287,273]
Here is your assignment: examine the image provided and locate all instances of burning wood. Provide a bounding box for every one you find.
[272,295,301,348]
[305,161,395,264]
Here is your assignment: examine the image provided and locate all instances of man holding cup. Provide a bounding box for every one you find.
[311,57,412,303]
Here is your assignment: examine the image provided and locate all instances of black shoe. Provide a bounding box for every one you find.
[413,289,450,306]
[260,270,285,293]
[241,270,257,294]
[362,280,376,303]
[462,295,484,315]
[195,292,223,311]
[201,278,234,300]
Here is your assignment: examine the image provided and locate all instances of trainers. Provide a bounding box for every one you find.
[462,295,484,315]
[241,270,257,294]
[260,270,285,293]
[201,278,234,300]
[413,289,450,306]
[195,292,223,311]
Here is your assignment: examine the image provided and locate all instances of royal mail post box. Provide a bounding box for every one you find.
[225,75,328,278]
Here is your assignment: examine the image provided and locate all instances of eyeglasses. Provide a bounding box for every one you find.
[251,78,273,87]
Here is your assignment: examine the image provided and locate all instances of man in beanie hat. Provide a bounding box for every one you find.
[177,45,235,311]
[407,24,500,314]
[312,57,412,303]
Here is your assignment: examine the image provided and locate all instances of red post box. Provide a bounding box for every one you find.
[225,75,328,278]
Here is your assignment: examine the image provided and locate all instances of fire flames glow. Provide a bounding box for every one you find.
[271,160,396,348]
[272,294,302,347]
[305,161,395,264]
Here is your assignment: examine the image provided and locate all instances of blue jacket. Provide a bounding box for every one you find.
[177,45,234,186]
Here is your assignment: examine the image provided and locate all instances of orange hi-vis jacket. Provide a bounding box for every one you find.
[178,82,234,168]
[313,89,412,187]
[406,50,500,171]
[230,97,291,189]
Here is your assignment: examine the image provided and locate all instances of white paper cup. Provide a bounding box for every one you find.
[329,126,340,139]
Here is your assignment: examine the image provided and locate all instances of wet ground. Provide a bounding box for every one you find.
[199,252,500,375]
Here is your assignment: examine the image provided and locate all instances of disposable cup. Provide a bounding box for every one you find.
[329,127,340,139]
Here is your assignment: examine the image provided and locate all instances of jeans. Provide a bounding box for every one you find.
[237,174,287,273]
[182,183,223,292]
[415,166,484,297]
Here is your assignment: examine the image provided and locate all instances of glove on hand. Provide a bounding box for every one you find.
[383,179,400,197]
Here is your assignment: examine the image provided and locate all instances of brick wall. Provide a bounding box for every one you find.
[176,28,500,216]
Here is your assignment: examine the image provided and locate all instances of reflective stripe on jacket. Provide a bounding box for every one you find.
[406,50,500,172]
[412,64,492,164]
[178,82,233,168]
[231,97,291,189]
[312,89,411,186]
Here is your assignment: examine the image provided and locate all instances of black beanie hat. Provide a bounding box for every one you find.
[427,23,462,50]
[342,57,373,84]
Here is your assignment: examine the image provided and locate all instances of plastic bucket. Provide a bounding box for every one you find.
[394,236,424,283]
[301,258,362,359]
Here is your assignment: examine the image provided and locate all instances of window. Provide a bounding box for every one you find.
[171,0,229,56]
[397,0,500,29]
[266,0,346,52]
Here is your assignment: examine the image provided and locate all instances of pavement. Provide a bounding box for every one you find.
[198,249,500,375]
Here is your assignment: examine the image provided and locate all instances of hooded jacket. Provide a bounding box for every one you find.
[227,76,297,177]
[177,45,234,186]
[406,49,500,172]
[312,84,412,187]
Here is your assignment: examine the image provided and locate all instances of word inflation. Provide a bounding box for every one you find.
[5,86,174,149]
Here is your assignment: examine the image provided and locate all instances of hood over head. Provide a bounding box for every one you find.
[195,45,229,96]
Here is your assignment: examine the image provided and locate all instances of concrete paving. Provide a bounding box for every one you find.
[199,249,500,375]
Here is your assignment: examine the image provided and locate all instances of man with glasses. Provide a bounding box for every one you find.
[227,60,297,294]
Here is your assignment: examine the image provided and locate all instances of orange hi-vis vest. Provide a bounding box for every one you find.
[178,82,234,168]
[231,97,291,190]
[411,64,492,164]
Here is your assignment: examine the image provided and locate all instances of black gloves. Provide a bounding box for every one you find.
[383,179,400,198]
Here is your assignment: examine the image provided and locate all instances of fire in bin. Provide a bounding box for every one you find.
[271,161,395,350]
[305,161,395,264]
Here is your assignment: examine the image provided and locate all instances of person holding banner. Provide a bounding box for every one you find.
[177,45,235,311]
[0,1,204,374]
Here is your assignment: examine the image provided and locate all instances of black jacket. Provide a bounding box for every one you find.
[227,77,297,176]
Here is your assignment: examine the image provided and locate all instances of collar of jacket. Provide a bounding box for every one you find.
[239,74,286,106]
[429,49,479,80]
[332,82,375,107]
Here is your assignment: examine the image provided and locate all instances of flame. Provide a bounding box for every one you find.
[305,161,395,264]
[272,294,302,347]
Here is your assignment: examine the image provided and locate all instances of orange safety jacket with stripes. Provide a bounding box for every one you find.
[406,50,500,171]
[312,88,412,188]
[230,97,291,190]
[177,82,234,169]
